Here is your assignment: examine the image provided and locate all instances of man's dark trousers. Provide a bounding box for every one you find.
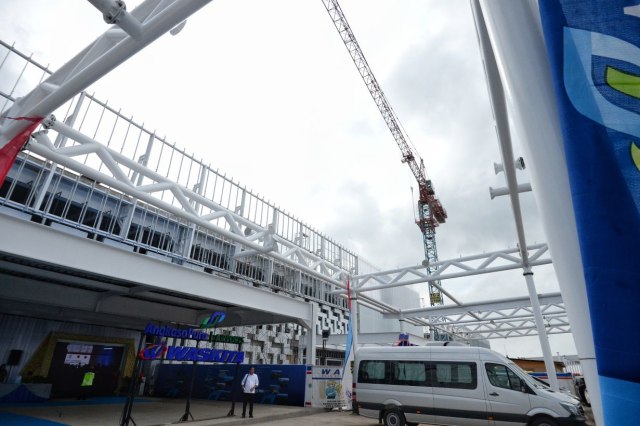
[242,392,255,417]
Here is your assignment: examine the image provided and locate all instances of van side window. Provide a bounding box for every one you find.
[485,363,524,391]
[431,361,477,389]
[392,361,430,387]
[359,360,387,384]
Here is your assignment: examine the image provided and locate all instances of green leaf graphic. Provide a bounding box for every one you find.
[606,66,640,99]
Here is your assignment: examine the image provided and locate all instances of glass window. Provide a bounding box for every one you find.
[359,360,387,383]
[485,363,524,391]
[392,361,429,387]
[432,361,477,389]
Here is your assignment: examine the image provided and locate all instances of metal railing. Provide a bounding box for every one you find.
[0,39,373,310]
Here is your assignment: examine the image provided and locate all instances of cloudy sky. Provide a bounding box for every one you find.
[0,0,575,357]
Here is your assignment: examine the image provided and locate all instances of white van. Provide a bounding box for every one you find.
[353,346,586,426]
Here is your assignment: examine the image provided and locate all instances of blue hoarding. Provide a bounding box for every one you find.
[153,364,306,407]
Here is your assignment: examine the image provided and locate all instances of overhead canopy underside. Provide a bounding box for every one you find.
[0,212,314,332]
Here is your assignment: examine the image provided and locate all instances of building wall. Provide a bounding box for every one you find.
[0,314,140,384]
[510,358,564,373]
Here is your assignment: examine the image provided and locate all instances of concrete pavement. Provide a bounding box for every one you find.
[0,397,594,426]
[1,397,325,426]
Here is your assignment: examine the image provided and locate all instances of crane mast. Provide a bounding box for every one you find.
[321,0,447,306]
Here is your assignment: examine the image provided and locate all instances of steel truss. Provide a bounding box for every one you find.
[0,33,426,328]
[28,119,347,285]
[332,244,551,294]
[23,122,564,338]
[384,292,569,340]
[23,123,408,322]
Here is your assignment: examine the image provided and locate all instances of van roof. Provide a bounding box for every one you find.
[355,345,510,362]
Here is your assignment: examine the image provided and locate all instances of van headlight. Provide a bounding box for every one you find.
[560,402,579,416]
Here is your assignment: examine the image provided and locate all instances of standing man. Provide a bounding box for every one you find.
[241,367,259,418]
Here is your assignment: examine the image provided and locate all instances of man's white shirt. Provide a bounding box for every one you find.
[242,373,259,393]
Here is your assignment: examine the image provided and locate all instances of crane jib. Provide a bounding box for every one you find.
[321,0,448,305]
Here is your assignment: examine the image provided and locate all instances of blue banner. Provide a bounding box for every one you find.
[154,364,306,407]
[538,0,640,422]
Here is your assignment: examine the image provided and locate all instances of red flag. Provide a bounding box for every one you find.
[346,276,352,310]
[0,116,42,186]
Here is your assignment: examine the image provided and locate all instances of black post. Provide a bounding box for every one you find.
[179,339,199,422]
[120,331,145,426]
[321,329,330,365]
[227,340,242,416]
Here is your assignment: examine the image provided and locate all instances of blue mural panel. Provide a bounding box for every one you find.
[154,364,306,407]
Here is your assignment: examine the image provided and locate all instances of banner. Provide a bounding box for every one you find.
[155,364,306,406]
[0,117,42,186]
[538,1,640,422]
[308,366,352,410]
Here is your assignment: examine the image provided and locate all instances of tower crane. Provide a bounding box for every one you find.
[321,1,447,306]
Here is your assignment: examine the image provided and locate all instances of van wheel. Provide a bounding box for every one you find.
[383,409,405,426]
[530,416,559,426]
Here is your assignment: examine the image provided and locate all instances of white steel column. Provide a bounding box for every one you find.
[471,0,559,391]
[523,267,558,388]
[479,2,601,423]
[351,291,359,356]
[307,302,318,366]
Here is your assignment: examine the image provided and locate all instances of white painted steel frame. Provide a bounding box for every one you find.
[0,41,361,278]
[0,0,212,148]
[391,292,564,318]
[28,121,348,287]
[24,124,410,326]
[351,295,568,343]
[471,0,559,391]
[333,244,551,294]
[383,292,568,340]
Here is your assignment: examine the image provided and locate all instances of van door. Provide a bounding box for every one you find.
[357,359,436,425]
[431,360,490,425]
[388,359,436,426]
[483,363,531,426]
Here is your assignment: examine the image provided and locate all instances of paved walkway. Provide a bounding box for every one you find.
[0,397,595,426]
[0,397,322,426]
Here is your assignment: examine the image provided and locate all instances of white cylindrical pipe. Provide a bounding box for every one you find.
[87,0,143,39]
[524,269,559,390]
[351,293,359,355]
[489,183,532,199]
[308,302,318,366]
[1,0,212,146]
[471,1,559,391]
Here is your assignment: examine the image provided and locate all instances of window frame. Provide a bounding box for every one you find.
[485,362,526,392]
[358,359,478,390]
[431,360,478,390]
